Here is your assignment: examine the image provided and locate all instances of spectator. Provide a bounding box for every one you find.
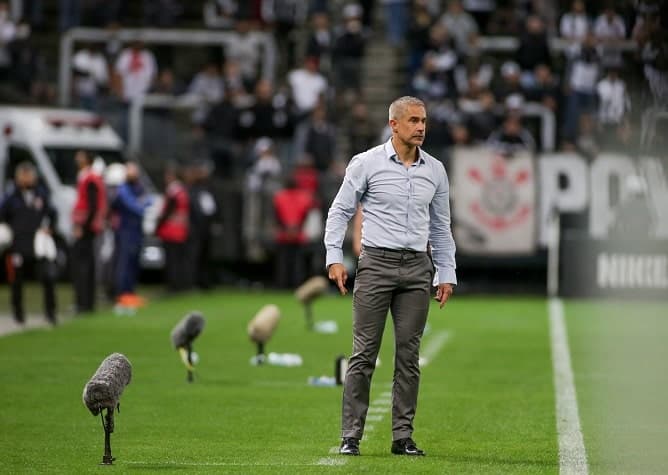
[347,102,377,156]
[516,15,552,88]
[152,68,185,95]
[187,62,225,125]
[461,0,495,32]
[72,43,109,111]
[0,1,16,82]
[0,162,57,326]
[203,0,237,29]
[221,58,250,99]
[156,164,190,292]
[486,0,521,35]
[596,66,631,149]
[412,23,458,102]
[294,103,337,173]
[272,175,319,289]
[261,0,307,73]
[487,113,536,156]
[71,150,108,314]
[110,162,152,306]
[560,0,590,59]
[184,160,219,290]
[593,3,627,68]
[243,137,282,260]
[114,40,158,102]
[562,32,600,145]
[458,80,497,142]
[381,0,409,47]
[454,55,494,96]
[406,0,434,75]
[305,11,333,75]
[237,79,294,143]
[332,3,367,98]
[493,60,524,104]
[439,0,479,57]
[203,92,241,177]
[287,55,328,117]
[523,63,559,112]
[225,19,272,90]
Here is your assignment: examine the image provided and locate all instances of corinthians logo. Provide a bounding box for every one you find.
[467,155,532,231]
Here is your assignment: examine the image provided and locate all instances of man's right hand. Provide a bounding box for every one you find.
[328,263,348,295]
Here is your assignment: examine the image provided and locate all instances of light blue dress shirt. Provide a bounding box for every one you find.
[324,139,457,285]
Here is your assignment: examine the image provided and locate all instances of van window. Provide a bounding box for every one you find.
[44,148,124,186]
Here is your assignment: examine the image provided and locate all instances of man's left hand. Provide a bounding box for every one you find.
[434,283,453,308]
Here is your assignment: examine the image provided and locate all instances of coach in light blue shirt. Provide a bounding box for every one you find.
[325,96,456,458]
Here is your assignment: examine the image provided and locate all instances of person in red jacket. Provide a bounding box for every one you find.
[156,164,190,292]
[71,150,107,313]
[272,175,319,289]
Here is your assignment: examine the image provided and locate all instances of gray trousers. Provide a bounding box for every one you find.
[342,246,434,441]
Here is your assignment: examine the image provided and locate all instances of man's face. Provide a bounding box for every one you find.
[75,151,88,170]
[16,169,36,189]
[391,105,427,147]
[125,163,139,182]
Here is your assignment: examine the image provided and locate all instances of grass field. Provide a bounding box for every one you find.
[0,286,666,474]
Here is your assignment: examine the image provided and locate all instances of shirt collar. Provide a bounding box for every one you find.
[384,138,426,165]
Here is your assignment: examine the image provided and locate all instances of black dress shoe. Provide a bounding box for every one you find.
[339,438,360,456]
[391,437,425,456]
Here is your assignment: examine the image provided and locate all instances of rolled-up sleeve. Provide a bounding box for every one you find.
[429,164,457,285]
[324,157,367,268]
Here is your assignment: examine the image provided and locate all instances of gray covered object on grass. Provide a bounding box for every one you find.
[170,311,206,349]
[82,353,132,416]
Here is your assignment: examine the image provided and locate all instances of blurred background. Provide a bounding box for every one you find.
[0,0,666,298]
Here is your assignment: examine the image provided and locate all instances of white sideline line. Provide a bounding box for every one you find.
[419,330,452,367]
[549,298,589,475]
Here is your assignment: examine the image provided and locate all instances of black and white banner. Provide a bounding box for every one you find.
[560,234,668,299]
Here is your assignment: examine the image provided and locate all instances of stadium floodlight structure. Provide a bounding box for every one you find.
[82,353,132,465]
[170,312,206,383]
[294,276,329,330]
[248,304,281,364]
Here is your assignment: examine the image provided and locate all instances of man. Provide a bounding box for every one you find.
[72,150,107,313]
[324,96,457,457]
[110,161,152,305]
[156,164,189,292]
[184,160,218,290]
[0,162,58,325]
[273,174,318,289]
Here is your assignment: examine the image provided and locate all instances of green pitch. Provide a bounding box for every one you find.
[0,289,666,474]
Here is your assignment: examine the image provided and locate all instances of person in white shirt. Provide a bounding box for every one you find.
[593,5,627,68]
[114,40,157,102]
[287,55,328,116]
[596,67,631,149]
[560,0,590,59]
[72,43,109,111]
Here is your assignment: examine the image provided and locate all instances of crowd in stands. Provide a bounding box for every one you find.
[1,0,667,293]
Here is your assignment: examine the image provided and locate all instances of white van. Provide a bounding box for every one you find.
[0,106,164,271]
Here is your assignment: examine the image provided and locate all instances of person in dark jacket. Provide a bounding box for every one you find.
[71,149,107,314]
[0,162,58,325]
[184,160,219,290]
[110,161,152,303]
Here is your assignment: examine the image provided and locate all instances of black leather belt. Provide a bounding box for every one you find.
[362,246,426,258]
